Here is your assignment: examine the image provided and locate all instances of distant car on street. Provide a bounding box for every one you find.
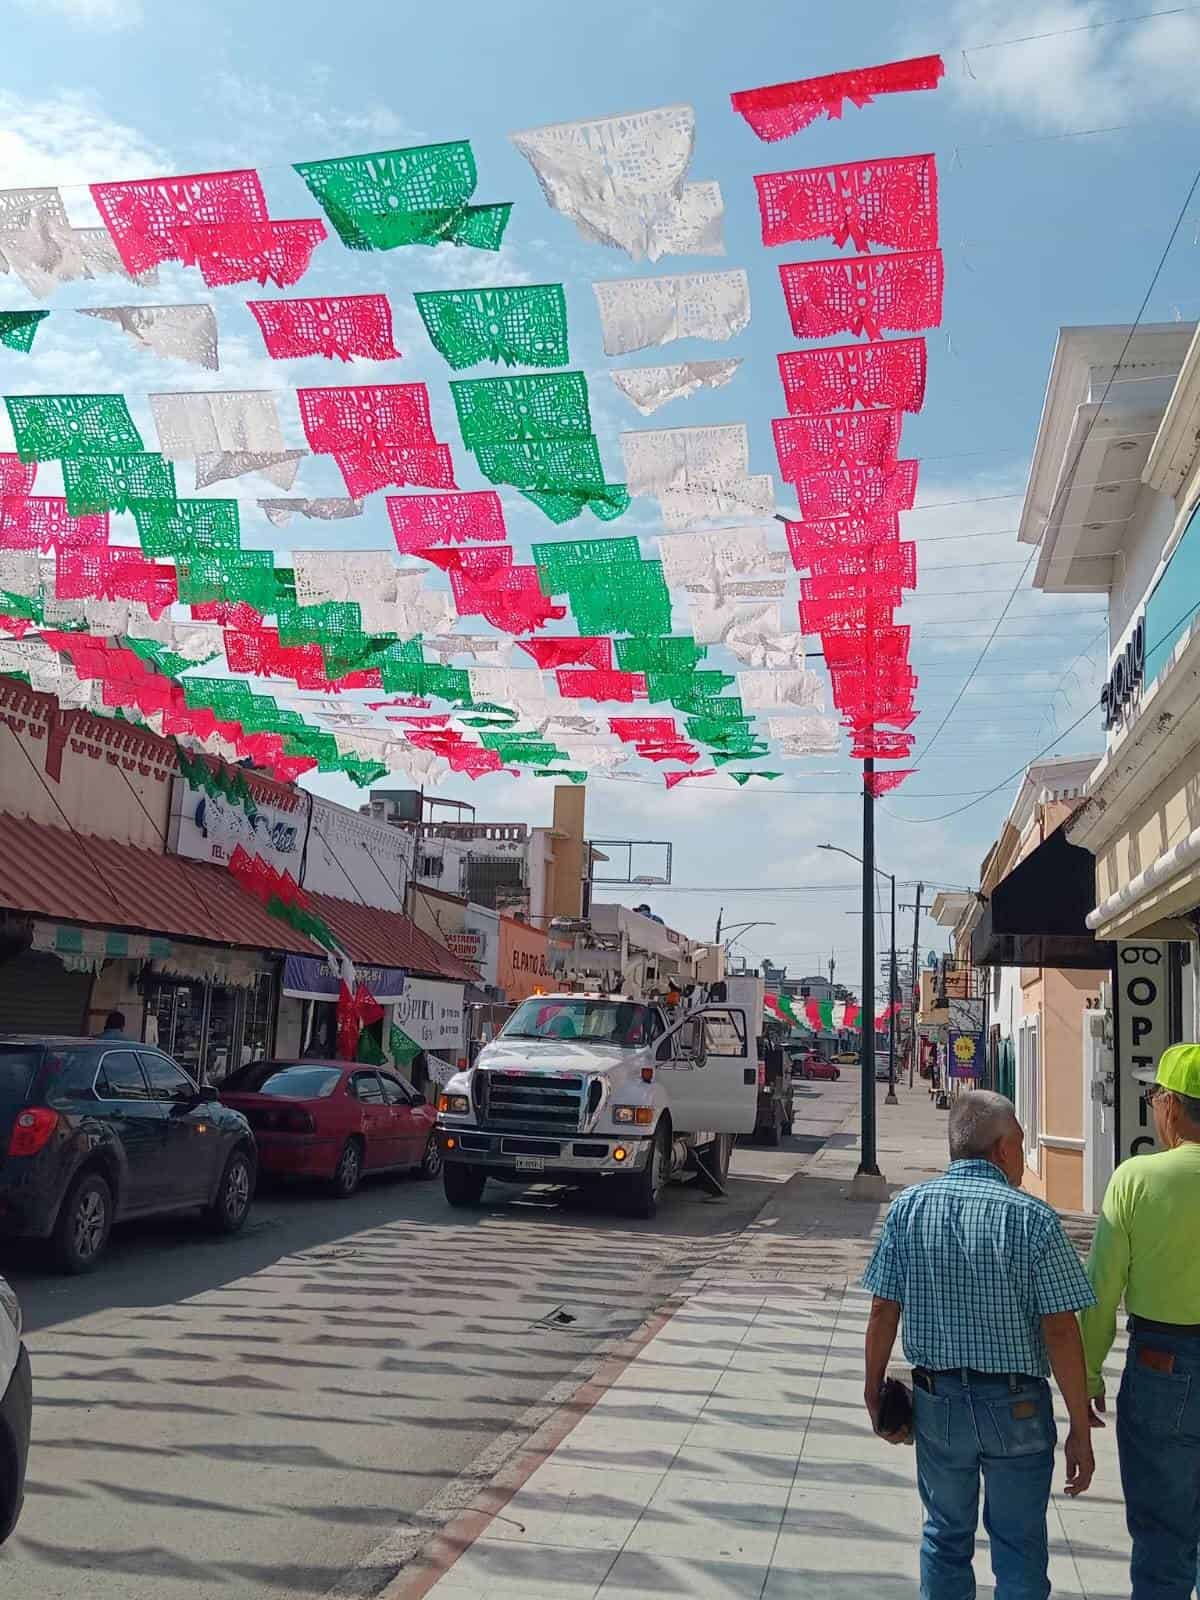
[0,1036,256,1273]
[794,1055,841,1081]
[0,1271,29,1545]
[219,1060,439,1198]
[832,1052,860,1066]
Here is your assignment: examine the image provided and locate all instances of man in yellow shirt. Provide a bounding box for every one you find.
[1080,1043,1200,1600]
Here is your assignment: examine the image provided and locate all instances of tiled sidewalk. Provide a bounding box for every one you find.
[397,1086,1130,1599]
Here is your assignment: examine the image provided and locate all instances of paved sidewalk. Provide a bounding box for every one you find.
[390,1084,1129,1599]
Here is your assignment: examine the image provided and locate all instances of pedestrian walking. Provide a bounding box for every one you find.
[1079,1043,1200,1600]
[862,1089,1097,1599]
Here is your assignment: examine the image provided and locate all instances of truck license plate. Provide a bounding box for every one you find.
[515,1156,545,1172]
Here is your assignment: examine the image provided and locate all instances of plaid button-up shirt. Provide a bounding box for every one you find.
[862,1158,1096,1376]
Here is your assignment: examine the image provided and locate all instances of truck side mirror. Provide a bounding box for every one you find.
[656,1036,674,1062]
[678,1016,705,1064]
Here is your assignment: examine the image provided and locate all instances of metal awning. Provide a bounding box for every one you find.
[971,823,1113,971]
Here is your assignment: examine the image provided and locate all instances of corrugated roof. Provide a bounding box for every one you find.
[307,890,477,983]
[0,812,477,981]
[0,811,313,954]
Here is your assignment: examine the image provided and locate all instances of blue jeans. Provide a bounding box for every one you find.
[913,1371,1056,1600]
[1117,1323,1200,1599]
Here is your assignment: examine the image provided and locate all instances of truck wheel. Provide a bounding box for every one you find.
[443,1162,486,1208]
[621,1122,669,1220]
[694,1130,732,1196]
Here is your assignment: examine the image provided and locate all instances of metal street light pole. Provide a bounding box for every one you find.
[886,874,898,1106]
[819,821,888,1197]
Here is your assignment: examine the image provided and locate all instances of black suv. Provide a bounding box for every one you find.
[0,1036,257,1272]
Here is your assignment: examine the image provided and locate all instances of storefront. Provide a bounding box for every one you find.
[278,954,409,1060]
[498,914,550,1002]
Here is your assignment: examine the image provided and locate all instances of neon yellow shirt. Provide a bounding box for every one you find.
[1080,1141,1200,1397]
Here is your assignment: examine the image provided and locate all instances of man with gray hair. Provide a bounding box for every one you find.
[862,1089,1097,1599]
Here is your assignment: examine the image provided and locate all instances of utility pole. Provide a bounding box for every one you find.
[909,882,923,1090]
[715,906,723,945]
[852,760,884,1195]
[828,953,835,992]
[886,873,898,1105]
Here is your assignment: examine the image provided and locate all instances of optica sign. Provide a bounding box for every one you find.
[1116,940,1167,1160]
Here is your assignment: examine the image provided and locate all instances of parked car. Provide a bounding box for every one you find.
[796,1055,841,1081]
[0,1272,30,1545]
[219,1060,439,1197]
[0,1035,256,1273]
[832,1051,860,1066]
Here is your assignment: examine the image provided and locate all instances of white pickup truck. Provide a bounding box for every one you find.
[435,992,757,1217]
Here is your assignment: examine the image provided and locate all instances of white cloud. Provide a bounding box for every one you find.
[0,91,169,222]
[17,0,141,27]
[948,0,1200,130]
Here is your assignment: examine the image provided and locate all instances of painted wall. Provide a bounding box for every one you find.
[498,916,550,1002]
[0,679,175,850]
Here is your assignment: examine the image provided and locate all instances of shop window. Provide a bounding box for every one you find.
[1145,497,1200,688]
[1017,1017,1041,1174]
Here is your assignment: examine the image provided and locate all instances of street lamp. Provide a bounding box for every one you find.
[824,844,899,1108]
[819,842,897,1197]
[719,919,777,951]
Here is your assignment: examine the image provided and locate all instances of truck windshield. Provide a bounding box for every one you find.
[501,999,655,1048]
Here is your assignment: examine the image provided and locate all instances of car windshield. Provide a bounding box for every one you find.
[224,1062,342,1098]
[0,1046,40,1115]
[256,1067,343,1099]
[501,999,654,1048]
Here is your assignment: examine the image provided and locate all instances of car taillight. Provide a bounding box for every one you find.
[278,1107,315,1134]
[8,1106,59,1157]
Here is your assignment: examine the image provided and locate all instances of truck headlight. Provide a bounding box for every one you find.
[0,1278,21,1339]
[438,1094,470,1115]
[613,1106,654,1126]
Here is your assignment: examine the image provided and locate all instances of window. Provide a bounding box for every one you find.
[1017,1017,1041,1173]
[255,1067,343,1099]
[139,1054,198,1103]
[95,1050,151,1100]
[701,1009,748,1058]
[350,1072,385,1104]
[379,1074,418,1106]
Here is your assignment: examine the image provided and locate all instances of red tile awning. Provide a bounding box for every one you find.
[0,812,477,981]
[307,891,477,983]
[0,811,314,953]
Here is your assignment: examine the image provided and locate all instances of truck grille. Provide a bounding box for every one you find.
[478,1070,585,1134]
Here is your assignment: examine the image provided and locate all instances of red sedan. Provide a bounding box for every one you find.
[219,1060,439,1198]
[792,1053,841,1081]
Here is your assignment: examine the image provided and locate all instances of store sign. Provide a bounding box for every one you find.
[391,978,464,1054]
[1116,940,1168,1160]
[169,776,301,869]
[949,1031,982,1080]
[1101,617,1145,731]
[445,931,483,964]
[500,918,550,1003]
[281,955,408,1003]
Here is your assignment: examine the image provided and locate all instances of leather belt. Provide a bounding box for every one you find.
[913,1367,1041,1393]
[1130,1315,1200,1337]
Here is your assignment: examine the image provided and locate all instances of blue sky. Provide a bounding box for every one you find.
[3,0,1199,987]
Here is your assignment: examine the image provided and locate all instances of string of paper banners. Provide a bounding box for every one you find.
[0,55,943,794]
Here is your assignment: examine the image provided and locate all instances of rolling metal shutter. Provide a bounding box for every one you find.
[0,951,92,1035]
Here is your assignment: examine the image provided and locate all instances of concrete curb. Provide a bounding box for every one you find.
[377,1293,686,1600]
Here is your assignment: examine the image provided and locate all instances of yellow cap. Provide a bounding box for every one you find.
[1138,1043,1200,1097]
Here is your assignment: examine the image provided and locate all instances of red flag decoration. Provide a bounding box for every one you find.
[610,716,678,742]
[764,993,788,1024]
[0,498,109,550]
[874,1000,902,1029]
[731,55,945,142]
[249,294,401,362]
[772,409,902,478]
[664,768,716,789]
[778,339,926,416]
[387,490,506,552]
[865,768,915,797]
[90,170,325,286]
[785,513,900,564]
[805,541,916,586]
[518,636,613,670]
[755,154,938,252]
[0,456,37,497]
[792,460,919,520]
[780,250,943,341]
[55,547,178,618]
[557,669,647,703]
[298,383,437,452]
[804,998,823,1029]
[334,446,455,497]
[842,1001,862,1029]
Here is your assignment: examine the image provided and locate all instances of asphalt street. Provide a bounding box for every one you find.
[0,1078,853,1600]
